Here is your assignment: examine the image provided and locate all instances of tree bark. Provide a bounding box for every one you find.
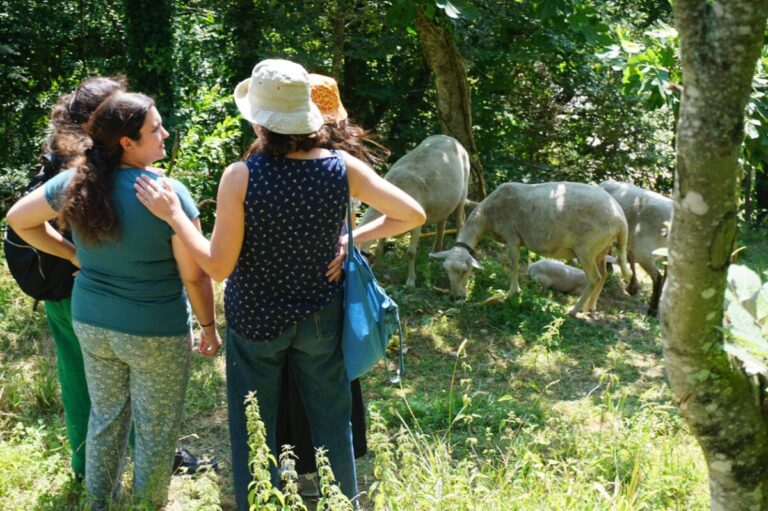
[220,0,266,83]
[661,1,768,509]
[331,0,349,80]
[122,0,175,120]
[414,8,486,199]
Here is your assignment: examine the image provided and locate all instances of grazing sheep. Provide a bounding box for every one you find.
[599,179,673,316]
[359,135,470,286]
[528,259,588,295]
[430,182,631,315]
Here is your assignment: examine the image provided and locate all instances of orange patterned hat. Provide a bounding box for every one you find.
[309,73,348,123]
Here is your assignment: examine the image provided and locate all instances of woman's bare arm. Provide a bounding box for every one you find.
[135,164,247,281]
[6,186,79,266]
[172,218,221,356]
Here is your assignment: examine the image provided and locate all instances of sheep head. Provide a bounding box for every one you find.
[430,245,482,300]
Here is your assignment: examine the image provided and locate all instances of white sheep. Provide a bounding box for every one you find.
[528,256,619,296]
[359,135,470,286]
[598,179,673,316]
[528,259,588,295]
[430,182,631,315]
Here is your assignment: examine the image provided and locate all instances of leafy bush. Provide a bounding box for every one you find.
[244,391,353,510]
[165,84,243,233]
[0,164,36,220]
[722,264,768,375]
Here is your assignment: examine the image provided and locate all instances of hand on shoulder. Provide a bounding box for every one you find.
[134,174,181,222]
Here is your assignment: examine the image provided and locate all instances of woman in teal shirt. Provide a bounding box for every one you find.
[7,92,220,509]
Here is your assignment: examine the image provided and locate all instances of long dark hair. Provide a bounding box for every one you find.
[42,76,128,171]
[244,128,330,159]
[59,92,154,245]
[322,119,390,167]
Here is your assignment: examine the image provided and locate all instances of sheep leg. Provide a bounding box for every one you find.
[570,252,600,316]
[627,251,640,295]
[433,219,446,253]
[454,201,466,232]
[647,266,665,317]
[507,243,521,295]
[586,249,610,313]
[406,226,422,287]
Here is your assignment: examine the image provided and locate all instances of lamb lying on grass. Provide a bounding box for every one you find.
[360,135,470,286]
[599,179,672,316]
[528,256,619,296]
[528,259,588,295]
[430,182,631,316]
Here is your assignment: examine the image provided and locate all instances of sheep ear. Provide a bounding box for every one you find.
[470,256,483,270]
[429,250,451,260]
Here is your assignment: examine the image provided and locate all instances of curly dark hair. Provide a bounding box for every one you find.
[42,76,127,171]
[58,92,153,245]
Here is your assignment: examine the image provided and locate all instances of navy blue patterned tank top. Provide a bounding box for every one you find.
[224,151,348,341]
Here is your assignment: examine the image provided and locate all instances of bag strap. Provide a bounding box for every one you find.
[345,172,403,384]
[346,204,355,262]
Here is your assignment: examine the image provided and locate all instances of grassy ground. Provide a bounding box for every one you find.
[2,224,766,510]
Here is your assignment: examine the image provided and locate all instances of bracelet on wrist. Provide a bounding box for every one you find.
[199,319,215,328]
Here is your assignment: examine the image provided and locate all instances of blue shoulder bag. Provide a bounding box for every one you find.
[341,204,404,383]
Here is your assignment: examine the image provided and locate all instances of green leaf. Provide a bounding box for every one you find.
[726,300,764,347]
[644,22,678,41]
[745,121,759,139]
[621,40,643,54]
[754,283,768,323]
[726,264,762,302]
[535,0,559,20]
[723,343,768,376]
[436,0,479,20]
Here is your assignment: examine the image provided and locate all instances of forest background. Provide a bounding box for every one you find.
[3,0,768,510]
[3,0,768,224]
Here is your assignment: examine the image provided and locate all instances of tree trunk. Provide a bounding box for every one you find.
[220,0,266,83]
[331,0,349,80]
[660,1,768,509]
[414,8,486,199]
[122,0,175,120]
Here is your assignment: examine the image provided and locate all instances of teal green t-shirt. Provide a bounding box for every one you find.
[45,168,199,336]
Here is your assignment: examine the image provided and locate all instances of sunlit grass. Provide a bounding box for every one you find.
[4,223,757,509]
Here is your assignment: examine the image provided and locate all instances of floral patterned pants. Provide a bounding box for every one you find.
[73,321,191,510]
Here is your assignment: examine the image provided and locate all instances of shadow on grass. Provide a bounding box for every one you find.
[367,235,667,436]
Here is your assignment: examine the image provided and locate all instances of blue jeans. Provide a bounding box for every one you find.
[226,292,356,510]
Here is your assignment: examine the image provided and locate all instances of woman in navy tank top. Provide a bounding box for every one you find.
[134,59,425,508]
[275,72,392,495]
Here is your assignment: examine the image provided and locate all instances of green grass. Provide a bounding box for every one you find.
[6,225,766,509]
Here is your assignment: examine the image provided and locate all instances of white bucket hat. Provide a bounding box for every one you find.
[234,59,324,135]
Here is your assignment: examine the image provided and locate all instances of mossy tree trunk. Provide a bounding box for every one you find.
[122,0,175,120]
[330,0,350,80]
[660,1,768,509]
[220,0,266,83]
[414,7,486,199]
